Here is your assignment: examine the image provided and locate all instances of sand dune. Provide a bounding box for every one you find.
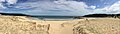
[0,15,119,34]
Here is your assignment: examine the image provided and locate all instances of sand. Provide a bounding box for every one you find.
[0,15,120,34]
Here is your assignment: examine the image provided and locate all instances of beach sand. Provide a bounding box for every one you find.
[0,15,119,34]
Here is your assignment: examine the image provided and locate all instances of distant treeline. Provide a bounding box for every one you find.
[0,13,31,16]
[82,14,120,19]
[0,12,120,19]
[83,14,120,17]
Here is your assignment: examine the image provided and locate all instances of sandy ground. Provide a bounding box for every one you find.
[0,15,120,34]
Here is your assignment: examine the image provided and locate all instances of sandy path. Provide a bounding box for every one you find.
[43,21,73,34]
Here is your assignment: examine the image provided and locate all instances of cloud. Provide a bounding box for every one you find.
[0,0,6,9]
[53,0,120,15]
[55,0,120,14]
[0,0,120,16]
[93,1,120,14]
[53,1,91,15]
[0,3,7,9]
[89,6,96,9]
[7,0,18,4]
[108,1,120,11]
[0,0,18,9]
[0,0,5,2]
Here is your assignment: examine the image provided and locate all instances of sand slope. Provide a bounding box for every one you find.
[0,15,120,34]
[0,15,49,34]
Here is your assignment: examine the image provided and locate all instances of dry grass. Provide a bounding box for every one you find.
[72,18,120,34]
[0,15,49,34]
[0,15,120,34]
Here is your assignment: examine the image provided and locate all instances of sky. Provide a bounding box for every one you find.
[0,0,120,16]
[75,0,119,8]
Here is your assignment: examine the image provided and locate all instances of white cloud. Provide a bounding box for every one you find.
[0,3,7,9]
[0,0,7,9]
[108,1,120,11]
[0,0,18,9]
[0,0,5,2]
[7,0,18,4]
[54,0,120,14]
[93,1,120,14]
[89,6,96,9]
[0,0,120,16]
[53,1,91,15]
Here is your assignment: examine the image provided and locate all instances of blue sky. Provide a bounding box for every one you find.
[75,0,119,8]
[0,0,120,16]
